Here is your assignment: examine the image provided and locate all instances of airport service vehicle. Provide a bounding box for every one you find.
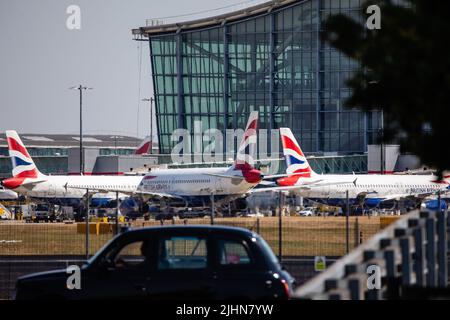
[15,225,294,300]
[135,111,263,207]
[267,128,450,207]
[28,203,61,223]
[0,130,144,206]
[299,207,315,217]
[178,208,207,219]
[0,203,13,220]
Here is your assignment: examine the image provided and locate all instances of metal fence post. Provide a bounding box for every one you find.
[85,188,89,261]
[115,191,119,235]
[354,217,359,249]
[210,193,215,225]
[256,216,260,235]
[278,190,283,262]
[346,190,350,254]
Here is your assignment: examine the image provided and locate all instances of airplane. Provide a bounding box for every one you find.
[1,111,262,210]
[0,186,18,200]
[134,135,153,155]
[1,130,144,207]
[134,111,263,207]
[254,127,449,209]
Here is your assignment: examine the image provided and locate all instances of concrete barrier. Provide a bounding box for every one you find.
[293,209,449,300]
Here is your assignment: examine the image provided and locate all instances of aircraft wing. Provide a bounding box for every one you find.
[249,180,357,193]
[258,180,277,186]
[134,191,184,199]
[16,179,48,189]
[262,173,289,179]
[64,184,136,196]
[364,187,450,203]
[249,185,314,193]
[64,184,183,200]
[379,192,444,202]
[204,173,245,180]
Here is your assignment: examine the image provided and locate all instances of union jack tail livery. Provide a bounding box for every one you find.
[280,128,316,177]
[5,130,44,179]
[234,111,258,171]
[226,111,261,184]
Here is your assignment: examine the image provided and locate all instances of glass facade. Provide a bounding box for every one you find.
[148,0,382,155]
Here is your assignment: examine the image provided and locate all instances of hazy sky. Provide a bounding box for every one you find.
[0,0,242,138]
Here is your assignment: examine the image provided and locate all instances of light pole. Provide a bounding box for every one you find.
[369,80,384,175]
[70,85,93,175]
[142,97,154,154]
[380,109,384,175]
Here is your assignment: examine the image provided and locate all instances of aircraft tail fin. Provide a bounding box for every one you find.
[5,130,44,179]
[279,128,316,177]
[134,136,152,155]
[226,111,262,184]
[233,111,258,171]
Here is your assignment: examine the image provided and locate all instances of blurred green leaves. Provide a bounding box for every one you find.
[322,0,450,176]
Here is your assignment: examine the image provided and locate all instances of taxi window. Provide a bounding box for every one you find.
[114,241,147,269]
[157,236,207,270]
[101,239,151,271]
[218,239,252,266]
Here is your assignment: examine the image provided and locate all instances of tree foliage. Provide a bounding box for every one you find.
[322,0,450,176]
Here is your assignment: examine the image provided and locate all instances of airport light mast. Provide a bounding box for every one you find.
[70,85,93,175]
[369,80,384,174]
[142,97,154,154]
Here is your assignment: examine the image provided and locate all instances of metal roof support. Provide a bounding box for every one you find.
[315,0,321,152]
[223,24,229,158]
[176,31,185,131]
[269,12,275,154]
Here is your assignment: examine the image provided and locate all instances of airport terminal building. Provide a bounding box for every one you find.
[0,134,157,179]
[133,0,382,162]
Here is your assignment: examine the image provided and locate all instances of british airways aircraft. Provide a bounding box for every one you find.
[134,135,153,155]
[1,112,262,208]
[258,128,449,208]
[1,130,144,206]
[135,111,263,206]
